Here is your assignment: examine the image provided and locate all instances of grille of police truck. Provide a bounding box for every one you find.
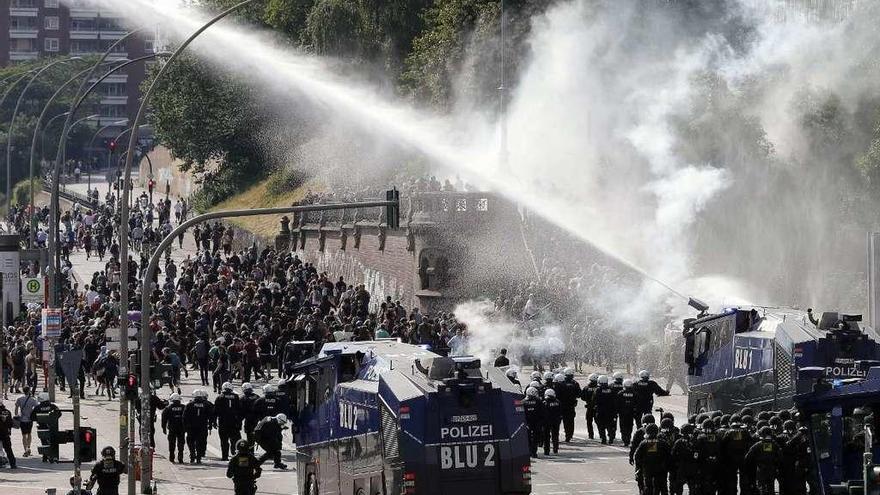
[380,402,400,459]
[775,341,794,391]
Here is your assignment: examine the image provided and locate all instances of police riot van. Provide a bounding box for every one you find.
[289,340,531,495]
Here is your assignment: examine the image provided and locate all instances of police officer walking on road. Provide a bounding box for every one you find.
[86,446,126,495]
[557,368,580,442]
[633,423,670,495]
[580,374,598,440]
[633,370,669,427]
[161,393,186,463]
[543,388,561,455]
[616,379,637,447]
[184,389,215,463]
[227,439,262,495]
[240,383,261,443]
[593,375,618,444]
[522,386,544,458]
[215,382,243,461]
[0,401,17,468]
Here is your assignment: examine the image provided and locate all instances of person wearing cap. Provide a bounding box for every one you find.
[254,413,288,469]
[542,388,562,455]
[580,374,599,440]
[184,389,215,464]
[215,382,243,461]
[557,368,580,443]
[161,393,187,464]
[522,386,545,458]
[227,439,261,495]
[616,379,638,447]
[593,375,618,444]
[86,446,126,495]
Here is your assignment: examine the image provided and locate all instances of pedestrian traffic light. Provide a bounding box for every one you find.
[386,188,400,229]
[36,425,58,461]
[79,427,97,462]
[124,373,138,400]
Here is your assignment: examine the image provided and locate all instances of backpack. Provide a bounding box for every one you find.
[12,348,26,367]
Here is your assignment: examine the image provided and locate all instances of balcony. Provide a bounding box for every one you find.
[100,96,128,105]
[9,7,38,17]
[9,27,38,39]
[9,51,39,61]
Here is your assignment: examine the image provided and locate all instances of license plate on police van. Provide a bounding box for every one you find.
[439,443,497,470]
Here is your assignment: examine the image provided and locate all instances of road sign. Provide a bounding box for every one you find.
[105,326,138,341]
[21,276,45,305]
[59,349,83,390]
[42,308,62,338]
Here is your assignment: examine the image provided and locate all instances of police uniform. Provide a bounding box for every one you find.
[615,387,637,446]
[0,404,16,468]
[720,423,754,495]
[89,458,126,495]
[558,376,580,442]
[522,395,545,457]
[632,377,669,423]
[254,417,284,467]
[543,394,562,455]
[226,452,262,495]
[693,423,722,495]
[215,391,243,461]
[670,428,696,495]
[241,390,261,443]
[579,380,598,439]
[745,434,782,495]
[633,426,670,495]
[161,400,186,463]
[592,385,618,444]
[184,398,215,463]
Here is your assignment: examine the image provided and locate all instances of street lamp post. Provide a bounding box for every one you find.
[6,57,81,214]
[117,2,264,492]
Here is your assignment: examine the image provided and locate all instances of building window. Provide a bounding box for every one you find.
[44,38,59,53]
[44,16,59,30]
[44,0,59,7]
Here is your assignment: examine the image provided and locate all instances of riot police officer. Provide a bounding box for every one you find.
[693,419,722,495]
[787,424,819,495]
[215,382,243,461]
[541,372,554,396]
[745,426,782,495]
[275,378,292,417]
[134,388,167,448]
[580,374,599,440]
[254,413,288,469]
[31,392,61,463]
[629,414,655,493]
[633,423,670,495]
[226,439,261,495]
[506,368,522,393]
[86,446,126,495]
[254,384,280,418]
[633,370,669,424]
[0,401,16,468]
[593,375,618,444]
[720,414,754,495]
[558,368,580,442]
[611,372,625,393]
[161,393,186,463]
[616,379,637,446]
[543,388,561,455]
[522,386,544,457]
[240,383,261,443]
[184,389,215,463]
[670,423,696,495]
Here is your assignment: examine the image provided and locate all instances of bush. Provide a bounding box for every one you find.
[266,168,307,197]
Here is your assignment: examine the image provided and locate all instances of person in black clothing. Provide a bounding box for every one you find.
[522,386,544,458]
[215,382,243,461]
[184,389,215,463]
[0,402,16,468]
[557,368,580,442]
[254,414,287,469]
[240,383,261,443]
[593,375,618,444]
[633,370,669,420]
[616,379,637,447]
[745,427,783,495]
[720,415,754,495]
[693,419,722,495]
[161,393,186,463]
[633,423,670,495]
[254,384,280,418]
[227,440,262,495]
[670,423,696,495]
[628,414,655,493]
[31,392,62,462]
[580,374,599,440]
[543,389,562,455]
[86,446,126,495]
[134,390,167,448]
[493,348,509,367]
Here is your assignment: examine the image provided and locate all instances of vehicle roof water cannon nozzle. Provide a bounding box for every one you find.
[688,296,709,315]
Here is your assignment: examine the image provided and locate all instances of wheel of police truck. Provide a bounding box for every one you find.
[306,474,318,495]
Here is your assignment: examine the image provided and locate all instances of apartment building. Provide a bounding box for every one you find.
[0,0,156,145]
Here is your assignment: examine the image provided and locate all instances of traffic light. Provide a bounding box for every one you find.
[79,427,97,462]
[124,373,138,400]
[386,188,400,229]
[108,140,117,152]
[36,425,58,461]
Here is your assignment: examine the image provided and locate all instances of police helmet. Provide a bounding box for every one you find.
[101,446,116,459]
[729,414,742,425]
[543,372,554,381]
[638,370,649,380]
[612,372,624,382]
[759,426,774,439]
[526,387,539,398]
[720,414,731,427]
[222,382,233,392]
[701,419,715,431]
[275,413,288,425]
[544,389,556,399]
[38,391,50,403]
[756,421,769,431]
[263,384,277,394]
[742,415,754,426]
[553,374,565,383]
[769,416,782,427]
[529,381,541,390]
[757,411,771,421]
[193,389,208,399]
[783,420,796,432]
[642,414,656,424]
[597,375,609,385]
[236,439,250,453]
[564,368,574,377]
[680,423,695,436]
[242,382,253,391]
[588,373,598,383]
[661,412,674,422]
[711,410,723,419]
[740,407,755,418]
[645,423,659,437]
[531,371,542,381]
[778,410,791,421]
[169,393,181,402]
[660,418,674,430]
[696,414,709,425]
[622,379,634,388]
[506,368,518,379]
[687,414,697,425]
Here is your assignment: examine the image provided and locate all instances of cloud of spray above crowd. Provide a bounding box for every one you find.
[77,0,880,323]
